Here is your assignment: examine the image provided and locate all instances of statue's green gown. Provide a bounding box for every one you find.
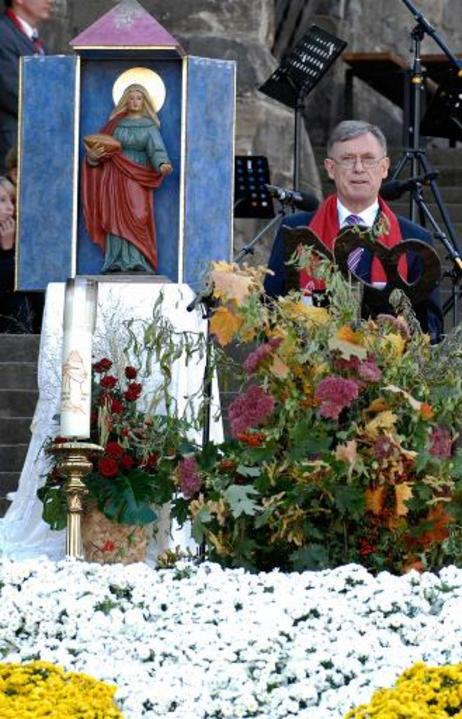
[101,117,170,274]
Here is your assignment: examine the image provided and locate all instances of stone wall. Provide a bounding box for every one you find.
[2,0,460,262]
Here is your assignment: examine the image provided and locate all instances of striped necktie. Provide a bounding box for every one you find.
[344,214,364,273]
[31,29,45,55]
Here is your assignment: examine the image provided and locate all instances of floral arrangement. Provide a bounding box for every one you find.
[38,357,199,536]
[4,558,462,718]
[0,659,122,718]
[182,259,462,573]
[346,662,462,718]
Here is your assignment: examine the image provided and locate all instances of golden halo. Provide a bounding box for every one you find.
[112,68,166,112]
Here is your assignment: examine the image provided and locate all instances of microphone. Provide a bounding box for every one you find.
[265,184,319,212]
[380,171,438,201]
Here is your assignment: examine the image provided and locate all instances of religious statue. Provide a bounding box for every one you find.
[82,82,173,274]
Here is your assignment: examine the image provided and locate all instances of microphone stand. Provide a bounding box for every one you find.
[392,0,462,323]
[233,206,289,264]
[406,181,462,325]
[186,203,291,561]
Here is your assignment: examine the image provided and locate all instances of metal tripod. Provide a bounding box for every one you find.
[392,0,462,323]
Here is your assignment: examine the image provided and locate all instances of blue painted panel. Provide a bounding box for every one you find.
[184,57,235,290]
[17,56,77,290]
[77,58,182,280]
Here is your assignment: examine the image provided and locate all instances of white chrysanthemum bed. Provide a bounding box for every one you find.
[1,558,462,718]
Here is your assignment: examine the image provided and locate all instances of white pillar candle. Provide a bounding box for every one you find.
[60,278,98,439]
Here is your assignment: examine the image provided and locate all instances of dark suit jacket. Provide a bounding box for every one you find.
[0,12,39,171]
[263,209,444,343]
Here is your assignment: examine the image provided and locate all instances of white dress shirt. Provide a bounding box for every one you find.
[337,199,379,228]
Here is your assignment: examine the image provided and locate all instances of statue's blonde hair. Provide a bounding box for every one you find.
[110,84,160,126]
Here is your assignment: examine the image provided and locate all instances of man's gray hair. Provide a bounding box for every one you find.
[327,120,387,156]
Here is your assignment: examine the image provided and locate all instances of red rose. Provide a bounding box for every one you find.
[121,454,134,471]
[100,375,118,389]
[111,398,124,414]
[101,540,116,552]
[140,452,158,469]
[98,457,119,478]
[93,358,112,373]
[123,382,142,402]
[105,441,124,459]
[125,366,138,380]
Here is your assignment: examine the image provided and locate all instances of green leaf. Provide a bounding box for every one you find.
[37,486,67,531]
[333,485,364,517]
[170,496,190,526]
[236,465,261,478]
[450,450,462,480]
[290,543,330,571]
[191,506,212,543]
[288,420,332,460]
[224,485,260,518]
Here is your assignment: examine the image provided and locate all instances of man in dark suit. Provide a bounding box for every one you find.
[0,0,52,172]
[264,120,443,343]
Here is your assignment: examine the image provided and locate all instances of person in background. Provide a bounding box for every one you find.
[0,0,53,172]
[0,174,35,332]
[264,120,443,344]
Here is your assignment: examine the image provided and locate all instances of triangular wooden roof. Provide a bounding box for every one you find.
[70,0,184,54]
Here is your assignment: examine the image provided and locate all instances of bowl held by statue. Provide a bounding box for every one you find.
[83,133,121,156]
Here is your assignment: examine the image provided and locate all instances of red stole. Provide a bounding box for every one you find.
[82,113,163,271]
[299,194,407,291]
[6,10,44,53]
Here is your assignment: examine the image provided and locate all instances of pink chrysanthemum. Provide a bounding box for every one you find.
[228,385,275,437]
[179,456,202,498]
[314,376,359,420]
[244,338,282,374]
[429,426,453,459]
[358,359,382,383]
[373,435,395,461]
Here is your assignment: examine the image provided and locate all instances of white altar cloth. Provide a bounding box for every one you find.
[0,281,222,561]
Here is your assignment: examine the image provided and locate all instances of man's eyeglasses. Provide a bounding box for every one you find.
[328,155,386,169]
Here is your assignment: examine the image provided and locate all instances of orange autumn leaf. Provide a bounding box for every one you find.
[270,355,290,378]
[365,486,386,516]
[418,504,453,547]
[335,439,357,464]
[420,402,434,420]
[210,265,253,304]
[395,483,413,517]
[366,397,389,413]
[337,325,363,345]
[364,410,397,438]
[210,306,243,346]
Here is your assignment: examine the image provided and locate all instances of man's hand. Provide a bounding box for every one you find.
[159,163,173,176]
[0,217,15,251]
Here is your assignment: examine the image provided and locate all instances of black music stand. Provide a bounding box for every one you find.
[234,156,275,219]
[258,25,346,189]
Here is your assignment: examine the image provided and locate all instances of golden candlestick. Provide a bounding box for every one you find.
[51,441,103,558]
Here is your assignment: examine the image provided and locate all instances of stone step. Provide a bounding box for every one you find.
[0,445,29,473]
[313,145,462,167]
[320,179,460,202]
[0,471,20,499]
[0,362,37,391]
[389,202,462,222]
[0,335,40,363]
[0,389,38,419]
[0,417,32,445]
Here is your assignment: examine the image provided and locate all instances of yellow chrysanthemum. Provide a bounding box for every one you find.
[0,661,123,718]
[345,662,462,719]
